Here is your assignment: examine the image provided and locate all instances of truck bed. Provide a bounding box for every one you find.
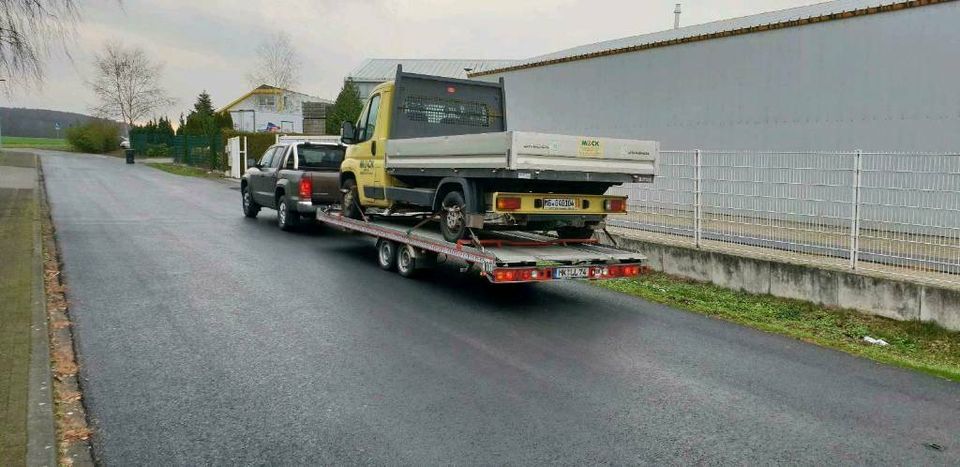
[386,131,658,176]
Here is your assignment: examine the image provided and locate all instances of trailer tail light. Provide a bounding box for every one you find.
[492,267,552,283]
[604,198,627,213]
[496,197,522,211]
[299,177,312,200]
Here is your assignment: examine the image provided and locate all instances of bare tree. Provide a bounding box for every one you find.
[0,0,79,86]
[89,42,174,127]
[246,31,301,90]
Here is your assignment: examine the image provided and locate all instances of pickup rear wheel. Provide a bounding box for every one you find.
[342,178,362,220]
[277,195,300,231]
[242,185,260,218]
[439,190,467,243]
[377,239,398,271]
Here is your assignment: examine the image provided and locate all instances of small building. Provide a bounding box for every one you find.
[219,85,332,134]
[345,59,519,100]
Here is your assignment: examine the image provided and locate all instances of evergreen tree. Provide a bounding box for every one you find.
[326,80,363,135]
[176,113,186,136]
[193,90,214,115]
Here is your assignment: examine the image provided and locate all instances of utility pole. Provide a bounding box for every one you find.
[674,3,682,29]
[0,78,5,149]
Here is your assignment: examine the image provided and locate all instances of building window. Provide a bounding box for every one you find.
[258,95,276,109]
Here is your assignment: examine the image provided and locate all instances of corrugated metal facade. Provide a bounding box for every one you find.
[475,0,960,151]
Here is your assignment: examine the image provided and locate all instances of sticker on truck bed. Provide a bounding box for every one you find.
[578,139,602,157]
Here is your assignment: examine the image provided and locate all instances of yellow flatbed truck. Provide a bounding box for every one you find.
[339,66,658,242]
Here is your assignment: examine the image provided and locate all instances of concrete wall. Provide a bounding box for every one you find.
[482,2,960,152]
[603,233,960,331]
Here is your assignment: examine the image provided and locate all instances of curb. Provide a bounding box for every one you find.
[26,153,56,467]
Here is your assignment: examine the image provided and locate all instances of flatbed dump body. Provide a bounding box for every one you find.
[316,209,648,283]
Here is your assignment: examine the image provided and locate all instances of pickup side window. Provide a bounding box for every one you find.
[271,146,287,169]
[299,145,345,169]
[357,94,381,143]
[258,147,277,167]
[285,146,296,170]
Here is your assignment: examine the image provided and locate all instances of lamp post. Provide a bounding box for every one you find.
[0,78,5,149]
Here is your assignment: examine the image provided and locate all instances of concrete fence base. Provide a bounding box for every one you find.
[602,233,960,331]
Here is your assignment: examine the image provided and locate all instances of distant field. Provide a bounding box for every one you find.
[1,136,71,151]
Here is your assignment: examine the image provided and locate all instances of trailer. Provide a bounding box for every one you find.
[316,209,648,283]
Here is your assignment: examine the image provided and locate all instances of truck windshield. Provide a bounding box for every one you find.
[298,145,344,169]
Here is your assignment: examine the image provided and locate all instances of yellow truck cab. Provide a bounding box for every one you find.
[339,66,658,242]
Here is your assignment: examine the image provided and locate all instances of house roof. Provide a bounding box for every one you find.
[347,59,520,82]
[470,0,953,77]
[218,85,331,112]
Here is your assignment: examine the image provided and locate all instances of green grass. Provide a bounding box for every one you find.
[598,272,960,381]
[1,136,71,151]
[146,162,223,179]
[0,155,38,462]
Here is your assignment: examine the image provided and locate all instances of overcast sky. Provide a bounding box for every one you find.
[5,0,818,120]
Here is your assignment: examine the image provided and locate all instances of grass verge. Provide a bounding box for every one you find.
[146,162,223,179]
[1,137,72,151]
[598,272,960,381]
[0,156,37,462]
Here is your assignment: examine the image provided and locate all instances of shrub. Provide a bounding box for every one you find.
[145,144,170,158]
[66,121,121,153]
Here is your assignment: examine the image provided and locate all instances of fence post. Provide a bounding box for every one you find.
[694,149,703,249]
[849,149,863,269]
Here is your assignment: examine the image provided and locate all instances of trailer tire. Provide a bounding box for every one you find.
[440,190,467,242]
[342,178,363,220]
[396,245,418,278]
[242,185,260,218]
[377,239,398,271]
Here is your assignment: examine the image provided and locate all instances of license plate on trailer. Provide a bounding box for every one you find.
[554,267,590,279]
[543,198,576,210]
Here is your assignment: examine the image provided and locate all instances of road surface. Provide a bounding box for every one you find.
[40,152,959,464]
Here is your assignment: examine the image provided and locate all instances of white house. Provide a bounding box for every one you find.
[219,84,331,134]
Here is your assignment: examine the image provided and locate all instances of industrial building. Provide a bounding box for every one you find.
[471,0,960,151]
[346,59,518,100]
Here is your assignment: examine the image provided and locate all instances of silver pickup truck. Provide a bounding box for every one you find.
[241,141,344,230]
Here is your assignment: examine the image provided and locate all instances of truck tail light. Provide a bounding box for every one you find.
[299,177,312,200]
[604,198,626,213]
[496,197,521,211]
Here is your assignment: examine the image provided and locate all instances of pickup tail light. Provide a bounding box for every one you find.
[496,196,522,211]
[299,177,312,200]
[604,198,627,213]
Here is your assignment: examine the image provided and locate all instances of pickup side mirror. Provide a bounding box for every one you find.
[341,121,357,144]
[247,158,258,169]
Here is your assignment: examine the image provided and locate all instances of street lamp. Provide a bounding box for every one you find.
[0,78,6,149]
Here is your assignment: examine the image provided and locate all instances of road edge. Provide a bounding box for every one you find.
[37,156,96,466]
[26,152,56,466]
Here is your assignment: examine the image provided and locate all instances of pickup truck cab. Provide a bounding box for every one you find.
[339,66,658,242]
[241,141,344,230]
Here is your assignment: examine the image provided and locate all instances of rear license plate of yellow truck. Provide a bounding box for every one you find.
[554,267,590,279]
[543,198,576,210]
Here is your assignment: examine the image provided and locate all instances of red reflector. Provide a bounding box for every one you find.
[299,177,312,200]
[496,197,522,210]
[604,199,626,212]
[447,86,456,94]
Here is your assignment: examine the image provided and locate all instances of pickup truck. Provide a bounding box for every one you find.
[241,141,344,230]
[339,66,658,242]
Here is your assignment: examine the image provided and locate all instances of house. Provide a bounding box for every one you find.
[218,85,332,134]
[345,59,519,100]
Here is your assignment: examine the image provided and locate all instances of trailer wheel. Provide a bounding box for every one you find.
[396,245,418,278]
[377,239,398,271]
[440,190,467,242]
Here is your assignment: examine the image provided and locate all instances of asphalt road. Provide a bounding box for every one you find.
[41,152,959,465]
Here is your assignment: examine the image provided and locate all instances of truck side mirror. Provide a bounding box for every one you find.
[341,121,357,144]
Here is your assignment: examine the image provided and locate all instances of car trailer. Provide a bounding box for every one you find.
[316,210,648,283]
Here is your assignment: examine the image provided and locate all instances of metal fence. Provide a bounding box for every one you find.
[608,150,960,279]
[130,133,225,170]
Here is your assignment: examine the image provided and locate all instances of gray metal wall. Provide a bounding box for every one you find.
[481,2,960,152]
